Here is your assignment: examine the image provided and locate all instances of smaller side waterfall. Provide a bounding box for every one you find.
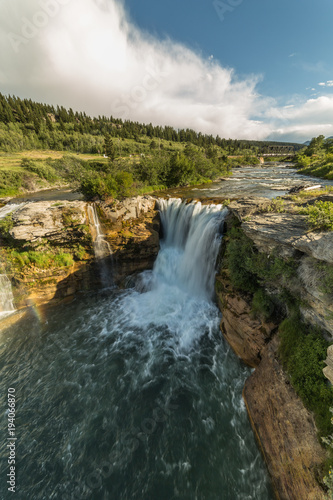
[0,204,22,319]
[87,204,113,287]
[0,275,15,318]
[0,202,26,220]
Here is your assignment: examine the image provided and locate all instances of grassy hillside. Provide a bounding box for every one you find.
[295,135,333,179]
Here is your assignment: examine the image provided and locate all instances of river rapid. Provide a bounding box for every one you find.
[0,198,274,499]
[162,162,333,200]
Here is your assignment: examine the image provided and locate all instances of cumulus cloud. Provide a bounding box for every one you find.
[0,0,332,143]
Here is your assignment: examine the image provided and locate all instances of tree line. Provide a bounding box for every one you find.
[0,93,302,154]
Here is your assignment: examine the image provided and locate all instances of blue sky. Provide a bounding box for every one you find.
[125,0,333,104]
[0,0,332,142]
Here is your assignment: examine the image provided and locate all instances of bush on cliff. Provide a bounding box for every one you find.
[279,314,333,438]
[225,227,296,294]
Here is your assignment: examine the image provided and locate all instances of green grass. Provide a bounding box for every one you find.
[9,250,74,269]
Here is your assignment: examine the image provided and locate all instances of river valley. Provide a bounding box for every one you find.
[0,162,331,499]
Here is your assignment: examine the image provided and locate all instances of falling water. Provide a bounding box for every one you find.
[0,199,273,499]
[0,274,15,318]
[0,204,23,319]
[87,203,113,286]
[87,204,113,259]
[0,202,26,220]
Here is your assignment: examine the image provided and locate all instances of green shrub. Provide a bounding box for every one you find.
[225,227,297,293]
[73,245,86,260]
[0,214,14,237]
[21,158,58,182]
[0,170,23,196]
[225,227,258,293]
[251,289,275,321]
[300,201,333,231]
[79,172,111,200]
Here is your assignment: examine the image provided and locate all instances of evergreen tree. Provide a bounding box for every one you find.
[104,134,115,161]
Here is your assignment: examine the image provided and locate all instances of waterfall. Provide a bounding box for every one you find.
[156,198,227,298]
[0,202,26,220]
[130,198,228,349]
[87,204,113,286]
[0,274,15,318]
[0,204,24,319]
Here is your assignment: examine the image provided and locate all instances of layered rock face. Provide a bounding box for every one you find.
[216,278,277,367]
[4,200,95,308]
[229,198,333,338]
[98,196,160,285]
[1,196,160,309]
[217,198,331,500]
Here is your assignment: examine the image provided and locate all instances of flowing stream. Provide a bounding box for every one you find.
[0,199,273,499]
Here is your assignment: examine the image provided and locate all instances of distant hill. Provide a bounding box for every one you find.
[303,136,333,146]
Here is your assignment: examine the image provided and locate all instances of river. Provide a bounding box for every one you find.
[0,197,275,499]
[161,162,333,200]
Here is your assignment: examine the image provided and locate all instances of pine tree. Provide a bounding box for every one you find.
[104,134,115,161]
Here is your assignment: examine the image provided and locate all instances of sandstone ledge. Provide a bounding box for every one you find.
[244,337,326,500]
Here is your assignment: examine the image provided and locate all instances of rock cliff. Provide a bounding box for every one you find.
[216,197,332,499]
[244,337,326,500]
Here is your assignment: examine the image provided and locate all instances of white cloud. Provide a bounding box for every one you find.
[318,82,326,86]
[0,0,332,143]
[265,96,333,142]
